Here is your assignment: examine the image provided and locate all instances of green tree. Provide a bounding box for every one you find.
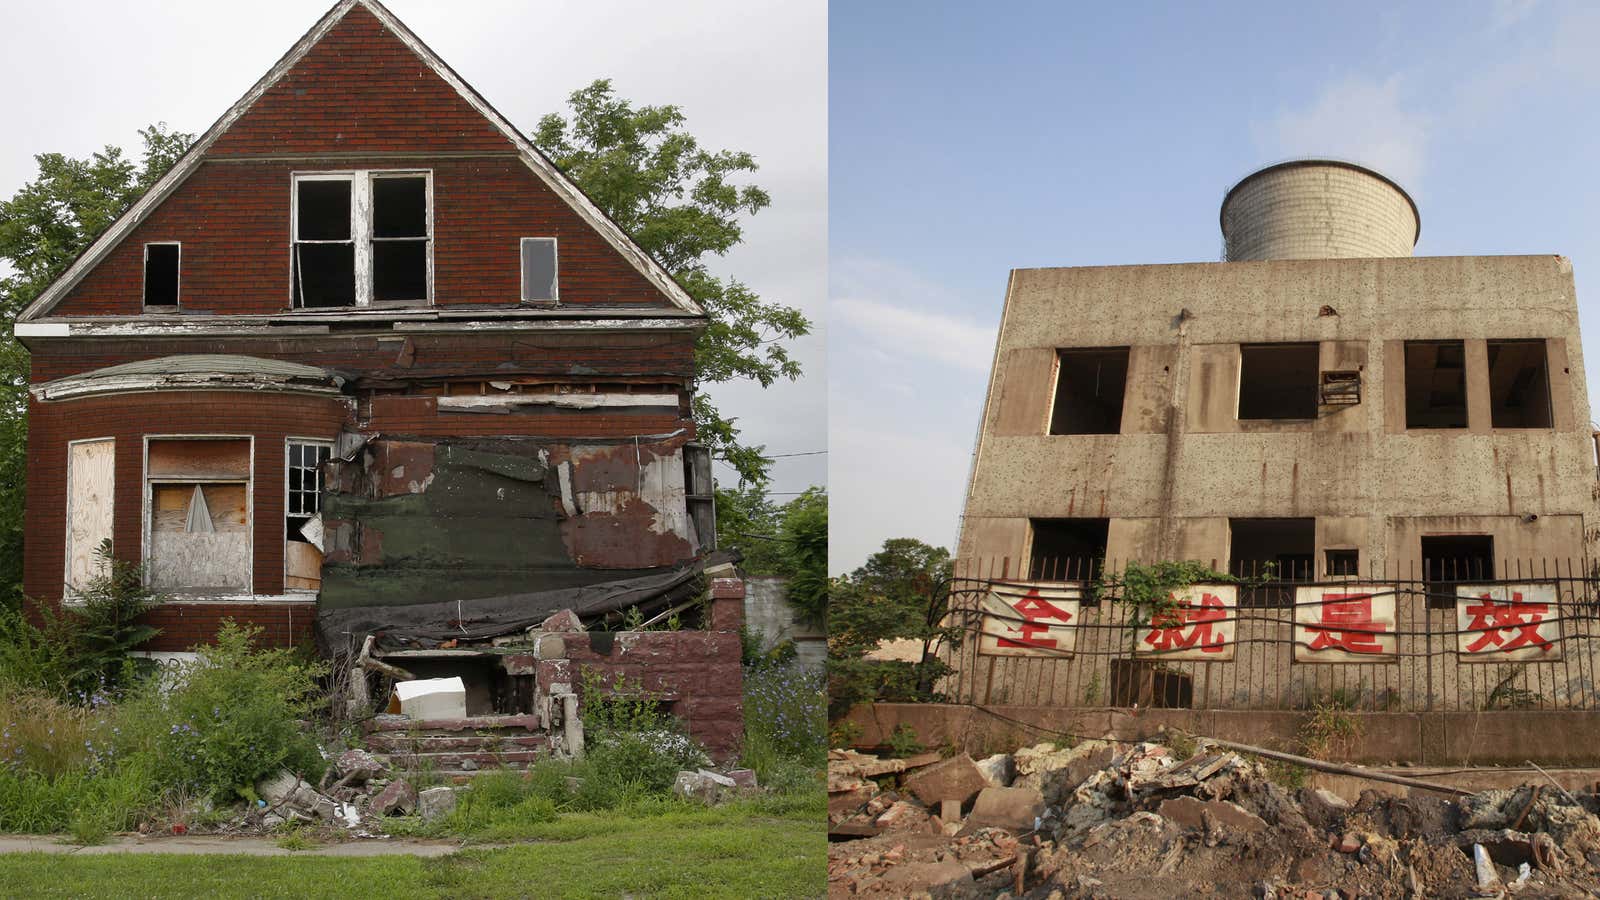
[775,488,827,626]
[0,124,193,605]
[533,80,811,485]
[827,538,959,718]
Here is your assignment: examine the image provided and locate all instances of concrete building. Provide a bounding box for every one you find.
[952,160,1600,712]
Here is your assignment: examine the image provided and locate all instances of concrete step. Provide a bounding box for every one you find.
[376,749,549,770]
[364,713,542,733]
[364,732,549,753]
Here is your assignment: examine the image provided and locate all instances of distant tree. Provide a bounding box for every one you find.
[533,80,811,486]
[827,538,959,718]
[714,483,785,574]
[775,488,827,626]
[0,124,193,605]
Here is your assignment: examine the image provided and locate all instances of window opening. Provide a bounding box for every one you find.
[143,243,180,308]
[1325,548,1360,578]
[1230,517,1314,607]
[371,175,429,302]
[1422,535,1494,609]
[1404,340,1468,429]
[521,237,559,303]
[1487,340,1552,428]
[292,171,430,308]
[286,441,332,592]
[1049,348,1128,435]
[1238,343,1319,419]
[1028,517,1108,583]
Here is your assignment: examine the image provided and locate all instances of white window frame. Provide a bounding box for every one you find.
[142,242,181,309]
[290,169,434,308]
[519,236,560,304]
[140,434,255,595]
[283,437,335,594]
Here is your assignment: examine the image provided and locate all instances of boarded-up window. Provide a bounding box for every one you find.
[65,438,115,595]
[286,441,332,592]
[146,438,251,594]
[520,238,558,303]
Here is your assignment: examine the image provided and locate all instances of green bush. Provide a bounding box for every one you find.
[114,621,328,801]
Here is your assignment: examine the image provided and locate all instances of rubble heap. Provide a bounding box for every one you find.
[828,740,1600,898]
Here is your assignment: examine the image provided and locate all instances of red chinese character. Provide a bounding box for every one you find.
[1144,592,1228,654]
[1462,593,1553,653]
[1306,593,1388,655]
[996,589,1073,649]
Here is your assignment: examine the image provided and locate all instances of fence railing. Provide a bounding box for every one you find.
[942,555,1600,713]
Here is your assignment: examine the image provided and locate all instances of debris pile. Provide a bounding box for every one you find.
[828,739,1600,897]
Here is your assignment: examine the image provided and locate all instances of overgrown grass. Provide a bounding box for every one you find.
[741,662,825,780]
[0,808,825,899]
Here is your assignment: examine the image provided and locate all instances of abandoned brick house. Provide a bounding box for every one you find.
[13,0,744,758]
[952,160,1600,717]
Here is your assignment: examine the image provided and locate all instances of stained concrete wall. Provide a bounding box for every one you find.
[743,576,825,670]
[960,254,1599,576]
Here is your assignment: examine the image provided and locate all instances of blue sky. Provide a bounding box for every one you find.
[829,0,1600,573]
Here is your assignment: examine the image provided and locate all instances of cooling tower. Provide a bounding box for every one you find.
[1220,160,1419,261]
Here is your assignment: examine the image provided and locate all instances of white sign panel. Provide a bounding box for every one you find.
[978,582,1081,658]
[1456,583,1562,662]
[1138,584,1237,661]
[1294,585,1398,663]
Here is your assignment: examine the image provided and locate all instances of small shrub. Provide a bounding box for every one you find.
[1301,700,1362,760]
[114,621,328,801]
[0,688,101,777]
[886,723,924,758]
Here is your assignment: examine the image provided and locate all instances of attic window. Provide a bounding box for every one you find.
[521,238,559,303]
[143,243,180,308]
[292,171,432,308]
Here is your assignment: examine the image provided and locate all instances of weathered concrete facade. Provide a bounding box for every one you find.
[961,253,1597,573]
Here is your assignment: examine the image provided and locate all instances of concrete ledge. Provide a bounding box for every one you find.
[843,703,1600,767]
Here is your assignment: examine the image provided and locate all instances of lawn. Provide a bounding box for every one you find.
[0,802,824,899]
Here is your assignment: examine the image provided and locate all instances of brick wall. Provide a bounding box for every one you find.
[50,4,676,317]
[23,391,349,605]
[567,632,745,762]
[53,155,670,316]
[140,601,317,652]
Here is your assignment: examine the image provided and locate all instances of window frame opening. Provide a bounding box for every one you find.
[1487,339,1553,429]
[1325,548,1360,579]
[1404,340,1469,429]
[1027,517,1109,583]
[1237,342,1320,420]
[142,242,181,309]
[1229,517,1315,608]
[291,170,433,309]
[1048,347,1129,435]
[1421,534,1495,610]
[285,439,334,593]
[520,237,560,304]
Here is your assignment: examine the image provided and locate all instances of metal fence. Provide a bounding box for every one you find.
[942,555,1600,713]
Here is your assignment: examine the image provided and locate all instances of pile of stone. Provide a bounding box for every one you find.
[237,748,459,837]
[828,739,1600,898]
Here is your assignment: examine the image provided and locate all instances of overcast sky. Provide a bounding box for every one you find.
[831,0,1600,574]
[0,0,826,497]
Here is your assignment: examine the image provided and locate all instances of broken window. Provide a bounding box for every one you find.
[293,171,431,308]
[1049,348,1127,435]
[1487,340,1552,428]
[1422,535,1494,610]
[682,443,715,552]
[145,438,251,594]
[1028,518,1108,581]
[1404,340,1468,429]
[521,237,559,303]
[286,441,332,592]
[65,438,115,596]
[1230,517,1314,607]
[143,243,180,308]
[1237,343,1319,419]
[1325,548,1360,578]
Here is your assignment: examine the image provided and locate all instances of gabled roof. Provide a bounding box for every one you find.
[18,0,702,323]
